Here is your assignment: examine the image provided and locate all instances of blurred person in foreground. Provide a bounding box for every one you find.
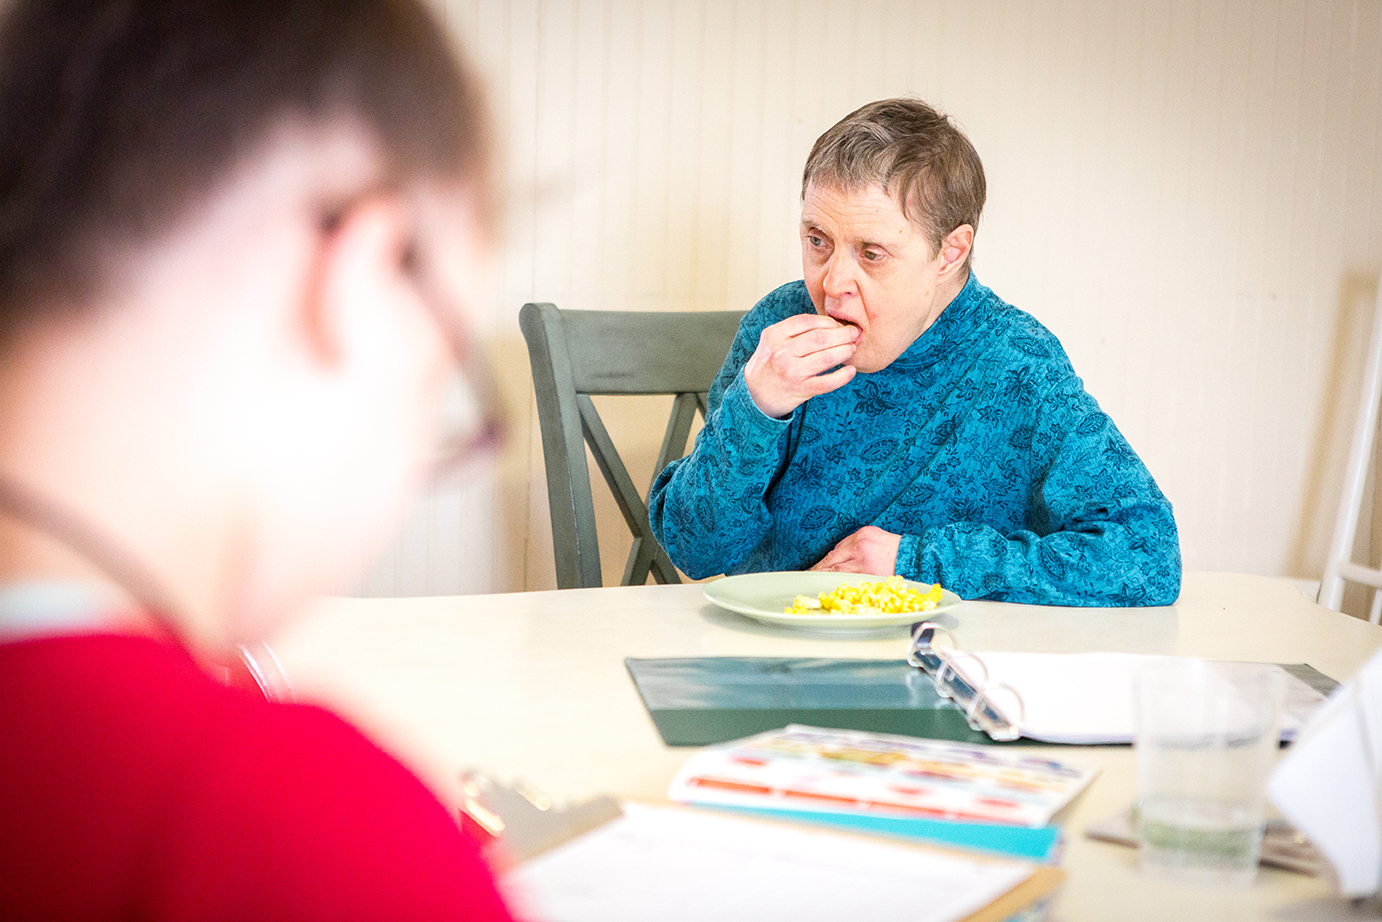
[649,99,1180,606]
[0,0,514,918]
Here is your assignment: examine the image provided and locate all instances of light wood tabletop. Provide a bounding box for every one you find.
[272,571,1382,921]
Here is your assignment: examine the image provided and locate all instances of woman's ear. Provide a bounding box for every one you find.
[938,224,974,279]
[298,193,413,367]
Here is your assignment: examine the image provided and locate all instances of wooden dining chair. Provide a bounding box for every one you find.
[519,302,745,589]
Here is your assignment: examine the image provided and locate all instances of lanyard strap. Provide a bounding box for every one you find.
[0,581,121,641]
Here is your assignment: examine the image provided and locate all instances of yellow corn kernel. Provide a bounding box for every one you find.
[786,576,944,616]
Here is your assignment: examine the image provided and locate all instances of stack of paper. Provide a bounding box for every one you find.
[1271,647,1382,896]
[503,803,1055,922]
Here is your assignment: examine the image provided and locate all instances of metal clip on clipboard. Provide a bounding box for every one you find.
[458,770,623,863]
[907,621,1026,742]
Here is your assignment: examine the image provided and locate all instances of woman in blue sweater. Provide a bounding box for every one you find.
[648,99,1180,606]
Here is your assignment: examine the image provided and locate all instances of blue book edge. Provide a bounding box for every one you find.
[699,803,1062,863]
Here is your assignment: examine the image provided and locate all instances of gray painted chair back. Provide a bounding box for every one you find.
[519,302,745,588]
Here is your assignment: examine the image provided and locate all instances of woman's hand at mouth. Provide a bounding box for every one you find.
[744,314,860,418]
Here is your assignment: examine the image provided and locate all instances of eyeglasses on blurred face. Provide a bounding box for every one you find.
[403,250,504,480]
[321,191,505,482]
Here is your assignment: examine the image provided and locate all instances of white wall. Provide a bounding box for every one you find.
[364,0,1382,605]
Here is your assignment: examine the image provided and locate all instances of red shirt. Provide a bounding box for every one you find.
[0,632,515,921]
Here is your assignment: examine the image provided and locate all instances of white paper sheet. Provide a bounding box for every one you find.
[948,653,1325,744]
[1270,647,1382,896]
[502,803,1034,922]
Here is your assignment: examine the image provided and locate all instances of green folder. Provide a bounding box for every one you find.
[624,657,993,747]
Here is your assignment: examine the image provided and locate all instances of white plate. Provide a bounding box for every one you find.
[702,572,962,632]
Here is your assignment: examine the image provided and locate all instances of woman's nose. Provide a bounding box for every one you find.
[821,251,858,297]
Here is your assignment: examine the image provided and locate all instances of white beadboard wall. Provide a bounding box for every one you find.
[360,0,1382,609]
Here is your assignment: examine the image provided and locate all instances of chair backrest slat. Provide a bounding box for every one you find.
[520,302,744,588]
[577,394,648,534]
[560,310,744,395]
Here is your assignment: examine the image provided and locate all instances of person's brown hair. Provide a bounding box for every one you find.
[0,0,491,329]
[802,98,985,269]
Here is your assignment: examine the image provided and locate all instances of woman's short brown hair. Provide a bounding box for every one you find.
[803,98,986,269]
[0,0,491,327]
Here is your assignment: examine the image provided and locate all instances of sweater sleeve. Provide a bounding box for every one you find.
[895,397,1182,607]
[648,308,795,579]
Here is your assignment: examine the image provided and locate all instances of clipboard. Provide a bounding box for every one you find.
[965,865,1064,922]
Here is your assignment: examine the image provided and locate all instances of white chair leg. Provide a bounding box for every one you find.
[1320,277,1382,613]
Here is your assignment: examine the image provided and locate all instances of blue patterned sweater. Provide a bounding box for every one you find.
[647,274,1181,606]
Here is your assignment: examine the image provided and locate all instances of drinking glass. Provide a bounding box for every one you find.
[1134,659,1283,887]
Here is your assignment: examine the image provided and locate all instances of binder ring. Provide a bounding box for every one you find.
[907,621,1023,742]
[964,688,986,723]
[907,621,956,668]
[984,681,1026,727]
[948,650,989,687]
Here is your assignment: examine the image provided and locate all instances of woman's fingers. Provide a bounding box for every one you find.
[799,362,856,400]
[810,526,901,576]
[745,315,859,418]
[801,323,860,355]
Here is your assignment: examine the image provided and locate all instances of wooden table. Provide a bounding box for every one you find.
[272,572,1382,920]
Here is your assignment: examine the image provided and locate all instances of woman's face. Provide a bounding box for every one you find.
[233,181,495,642]
[800,182,951,373]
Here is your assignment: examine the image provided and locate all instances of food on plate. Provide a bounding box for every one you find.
[785,576,943,616]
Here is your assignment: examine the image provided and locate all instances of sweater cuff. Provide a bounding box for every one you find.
[895,533,923,581]
[718,372,792,452]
